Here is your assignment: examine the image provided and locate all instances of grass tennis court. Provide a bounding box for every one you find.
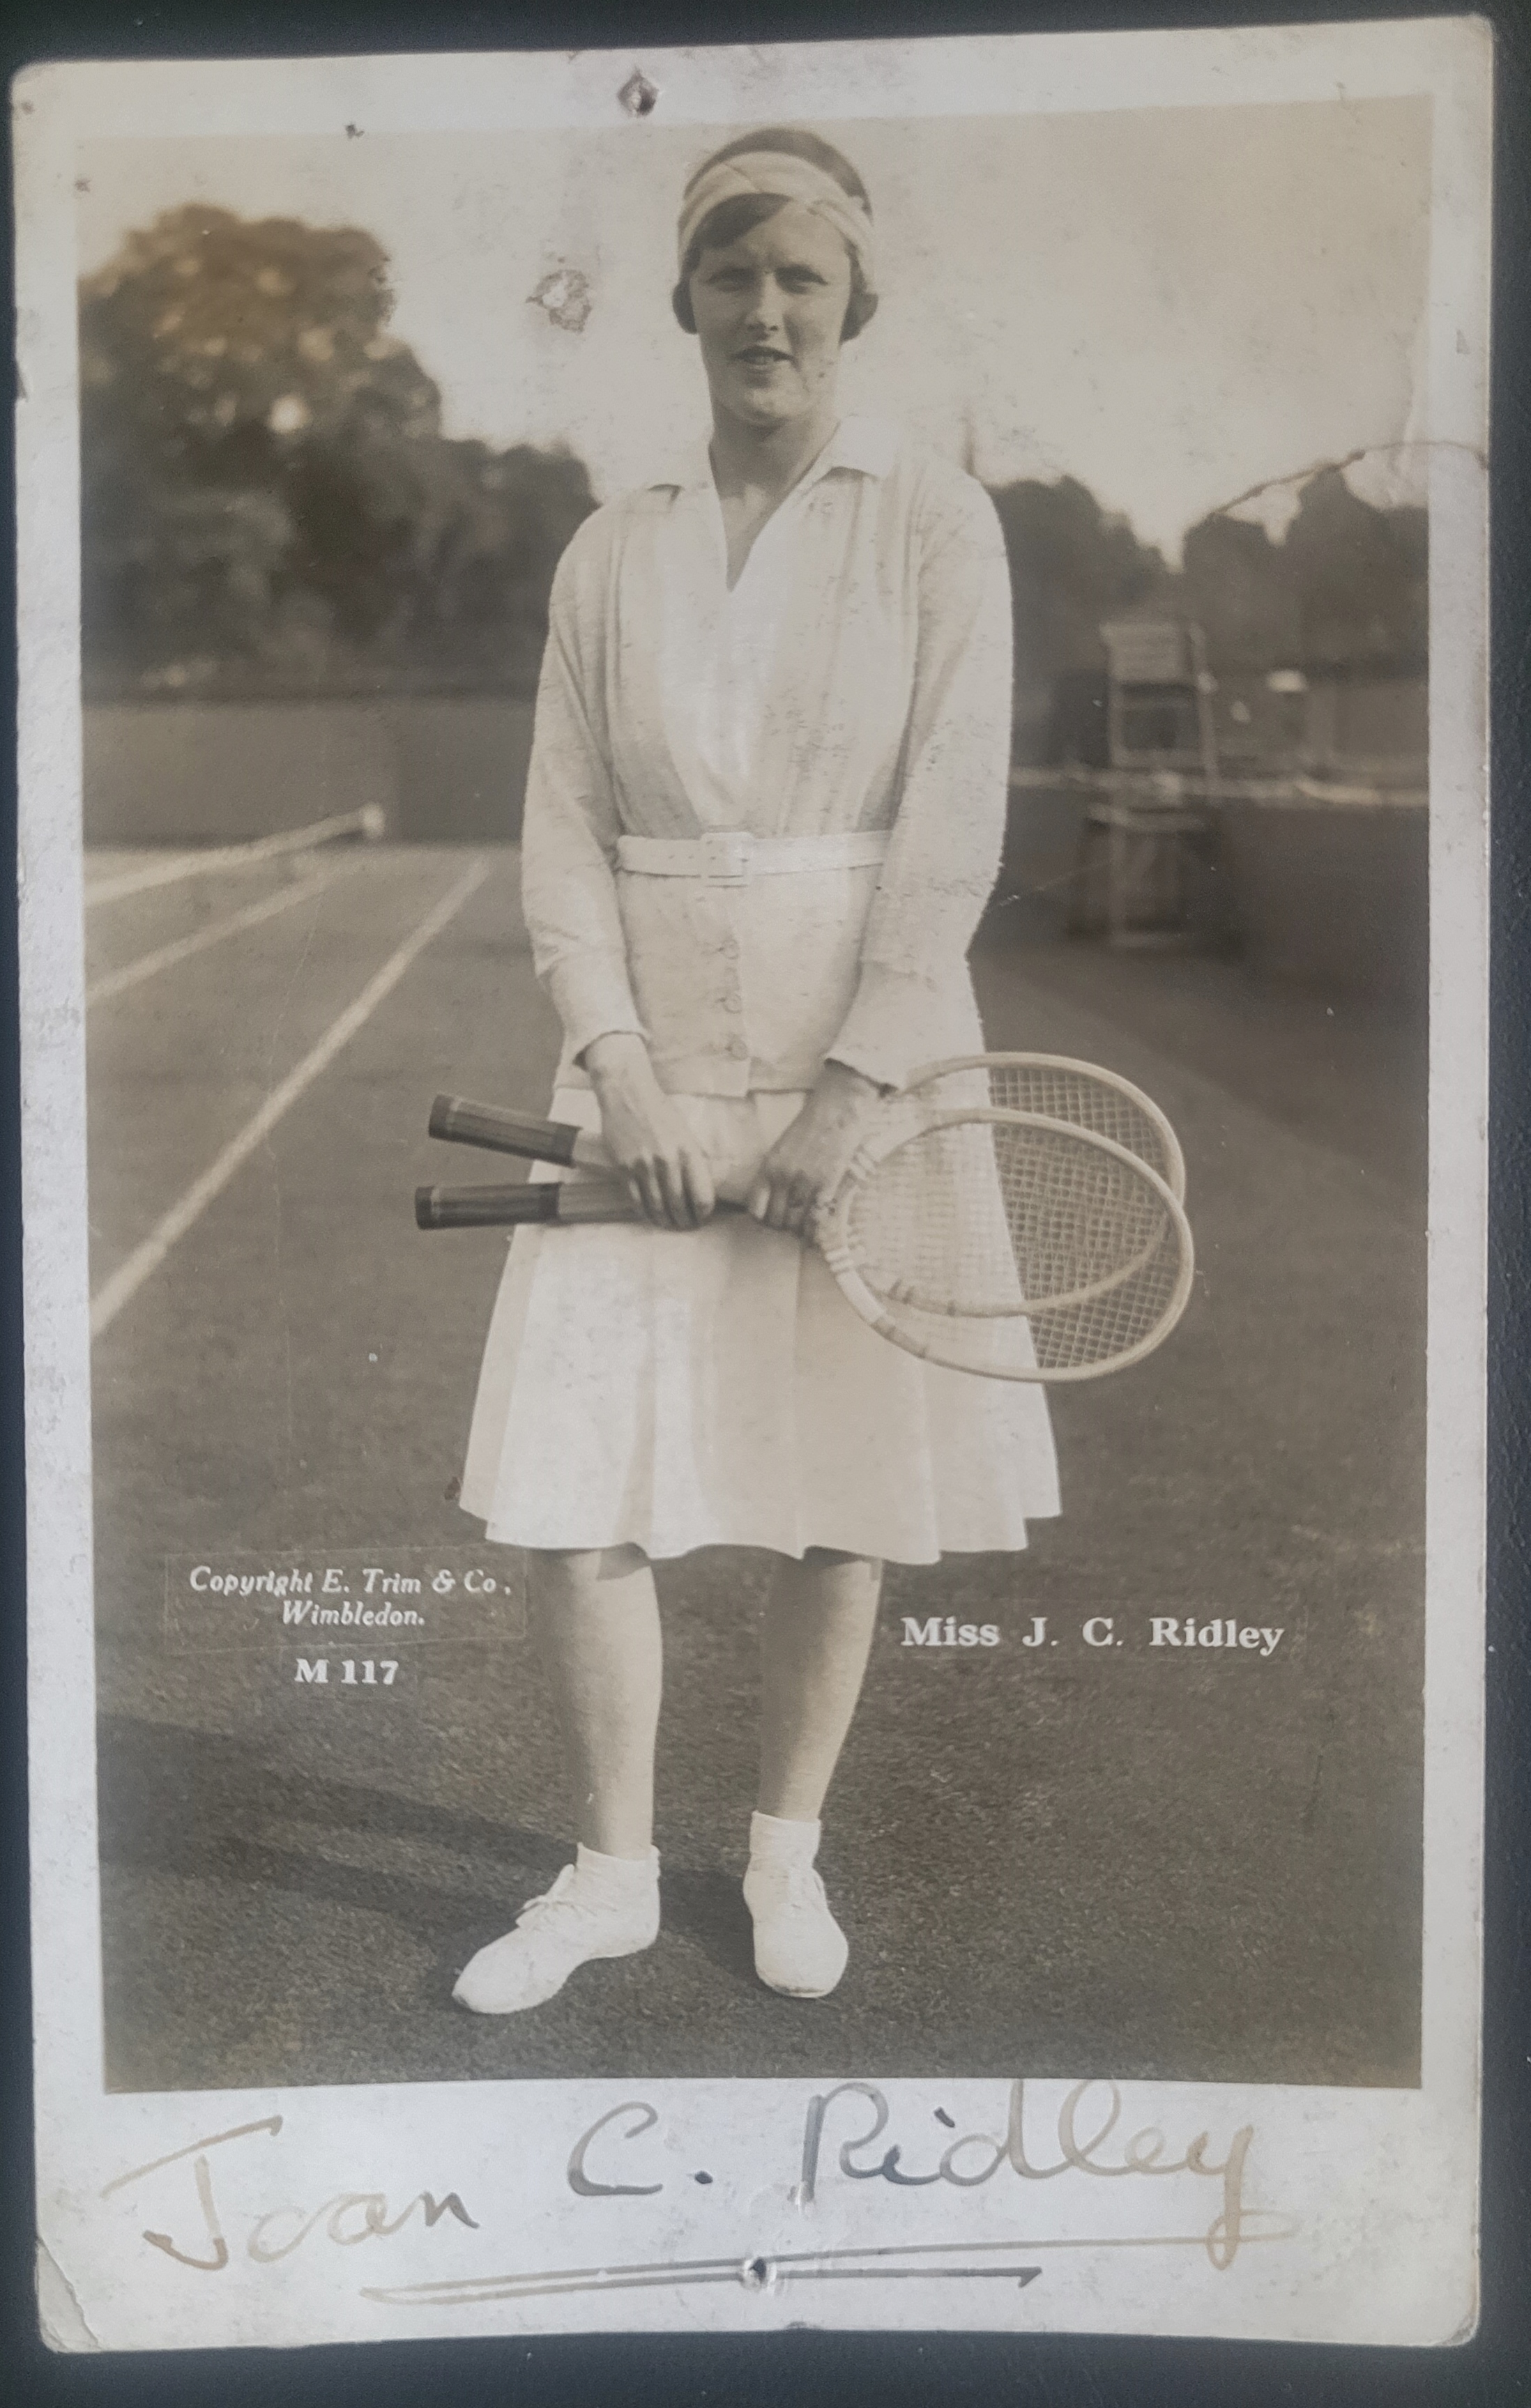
[85,835,1427,2092]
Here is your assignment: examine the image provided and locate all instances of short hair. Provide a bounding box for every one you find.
[672,128,878,344]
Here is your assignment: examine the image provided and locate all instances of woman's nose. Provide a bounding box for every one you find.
[743,280,784,329]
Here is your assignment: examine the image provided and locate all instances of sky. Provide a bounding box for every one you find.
[77,97,1431,561]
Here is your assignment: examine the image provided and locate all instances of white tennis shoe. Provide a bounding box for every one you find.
[743,1812,848,1999]
[453,1846,660,2015]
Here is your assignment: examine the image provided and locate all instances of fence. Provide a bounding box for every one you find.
[1004,768,1427,1006]
[83,700,1428,1008]
[83,697,537,848]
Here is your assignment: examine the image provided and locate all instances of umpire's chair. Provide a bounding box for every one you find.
[1069,618,1228,949]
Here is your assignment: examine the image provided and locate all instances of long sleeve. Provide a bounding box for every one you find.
[827,474,1012,1089]
[519,530,648,1066]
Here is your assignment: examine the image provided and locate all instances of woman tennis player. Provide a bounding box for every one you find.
[452,127,1060,2014]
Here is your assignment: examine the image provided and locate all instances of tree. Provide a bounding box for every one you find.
[1180,514,1300,674]
[986,476,1166,760]
[80,206,595,693]
[1282,469,1427,674]
[1180,470,1427,679]
[987,475,1165,704]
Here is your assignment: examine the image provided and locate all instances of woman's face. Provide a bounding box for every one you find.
[688,204,854,434]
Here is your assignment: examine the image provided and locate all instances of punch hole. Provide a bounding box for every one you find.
[619,70,660,117]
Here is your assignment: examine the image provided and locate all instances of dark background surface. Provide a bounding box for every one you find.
[3,5,1529,2408]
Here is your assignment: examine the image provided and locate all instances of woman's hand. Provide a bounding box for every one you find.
[747,1061,883,1238]
[583,1033,716,1230]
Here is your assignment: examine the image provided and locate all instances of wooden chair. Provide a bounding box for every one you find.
[1069,620,1226,948]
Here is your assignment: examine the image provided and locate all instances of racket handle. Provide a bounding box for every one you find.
[429,1093,608,1170]
[416,1176,637,1231]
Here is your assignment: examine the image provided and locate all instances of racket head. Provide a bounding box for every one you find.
[816,1106,1195,1383]
[903,1052,1187,1204]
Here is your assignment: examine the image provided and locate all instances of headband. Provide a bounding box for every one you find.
[676,151,875,288]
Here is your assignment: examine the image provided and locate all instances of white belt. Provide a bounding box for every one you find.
[616,830,890,886]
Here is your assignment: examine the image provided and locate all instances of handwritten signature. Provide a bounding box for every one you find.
[99,2080,1289,2297]
[100,2118,477,2273]
[569,2080,1265,2270]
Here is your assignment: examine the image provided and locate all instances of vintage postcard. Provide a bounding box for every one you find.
[17,17,1490,2351]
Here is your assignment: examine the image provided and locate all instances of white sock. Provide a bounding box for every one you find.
[748,1810,821,1864]
[572,1841,660,1893]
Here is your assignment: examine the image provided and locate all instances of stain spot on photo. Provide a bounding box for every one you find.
[528,267,593,334]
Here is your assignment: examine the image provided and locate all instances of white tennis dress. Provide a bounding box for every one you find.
[459,415,1060,1564]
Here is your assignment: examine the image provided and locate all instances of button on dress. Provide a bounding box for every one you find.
[458,416,1060,1563]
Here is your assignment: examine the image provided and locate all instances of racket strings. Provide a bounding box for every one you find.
[843,1115,1187,1374]
[913,1061,1180,1194]
[881,1224,1185,1378]
[848,1120,1167,1317]
[1022,1223,1185,1373]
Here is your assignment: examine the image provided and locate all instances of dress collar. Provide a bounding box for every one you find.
[647,413,898,495]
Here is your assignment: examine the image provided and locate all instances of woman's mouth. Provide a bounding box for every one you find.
[736,346,791,369]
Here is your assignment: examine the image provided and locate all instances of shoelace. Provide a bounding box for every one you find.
[756,1861,829,1914]
[514,1865,580,1929]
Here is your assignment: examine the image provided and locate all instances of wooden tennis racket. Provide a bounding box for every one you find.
[417,1060,1194,1383]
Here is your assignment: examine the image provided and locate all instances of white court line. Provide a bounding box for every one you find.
[86,865,344,1006]
[89,853,492,1342]
[84,804,386,909]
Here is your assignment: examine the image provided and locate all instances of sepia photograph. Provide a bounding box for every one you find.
[75,84,1438,2096]
[15,18,1492,2352]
